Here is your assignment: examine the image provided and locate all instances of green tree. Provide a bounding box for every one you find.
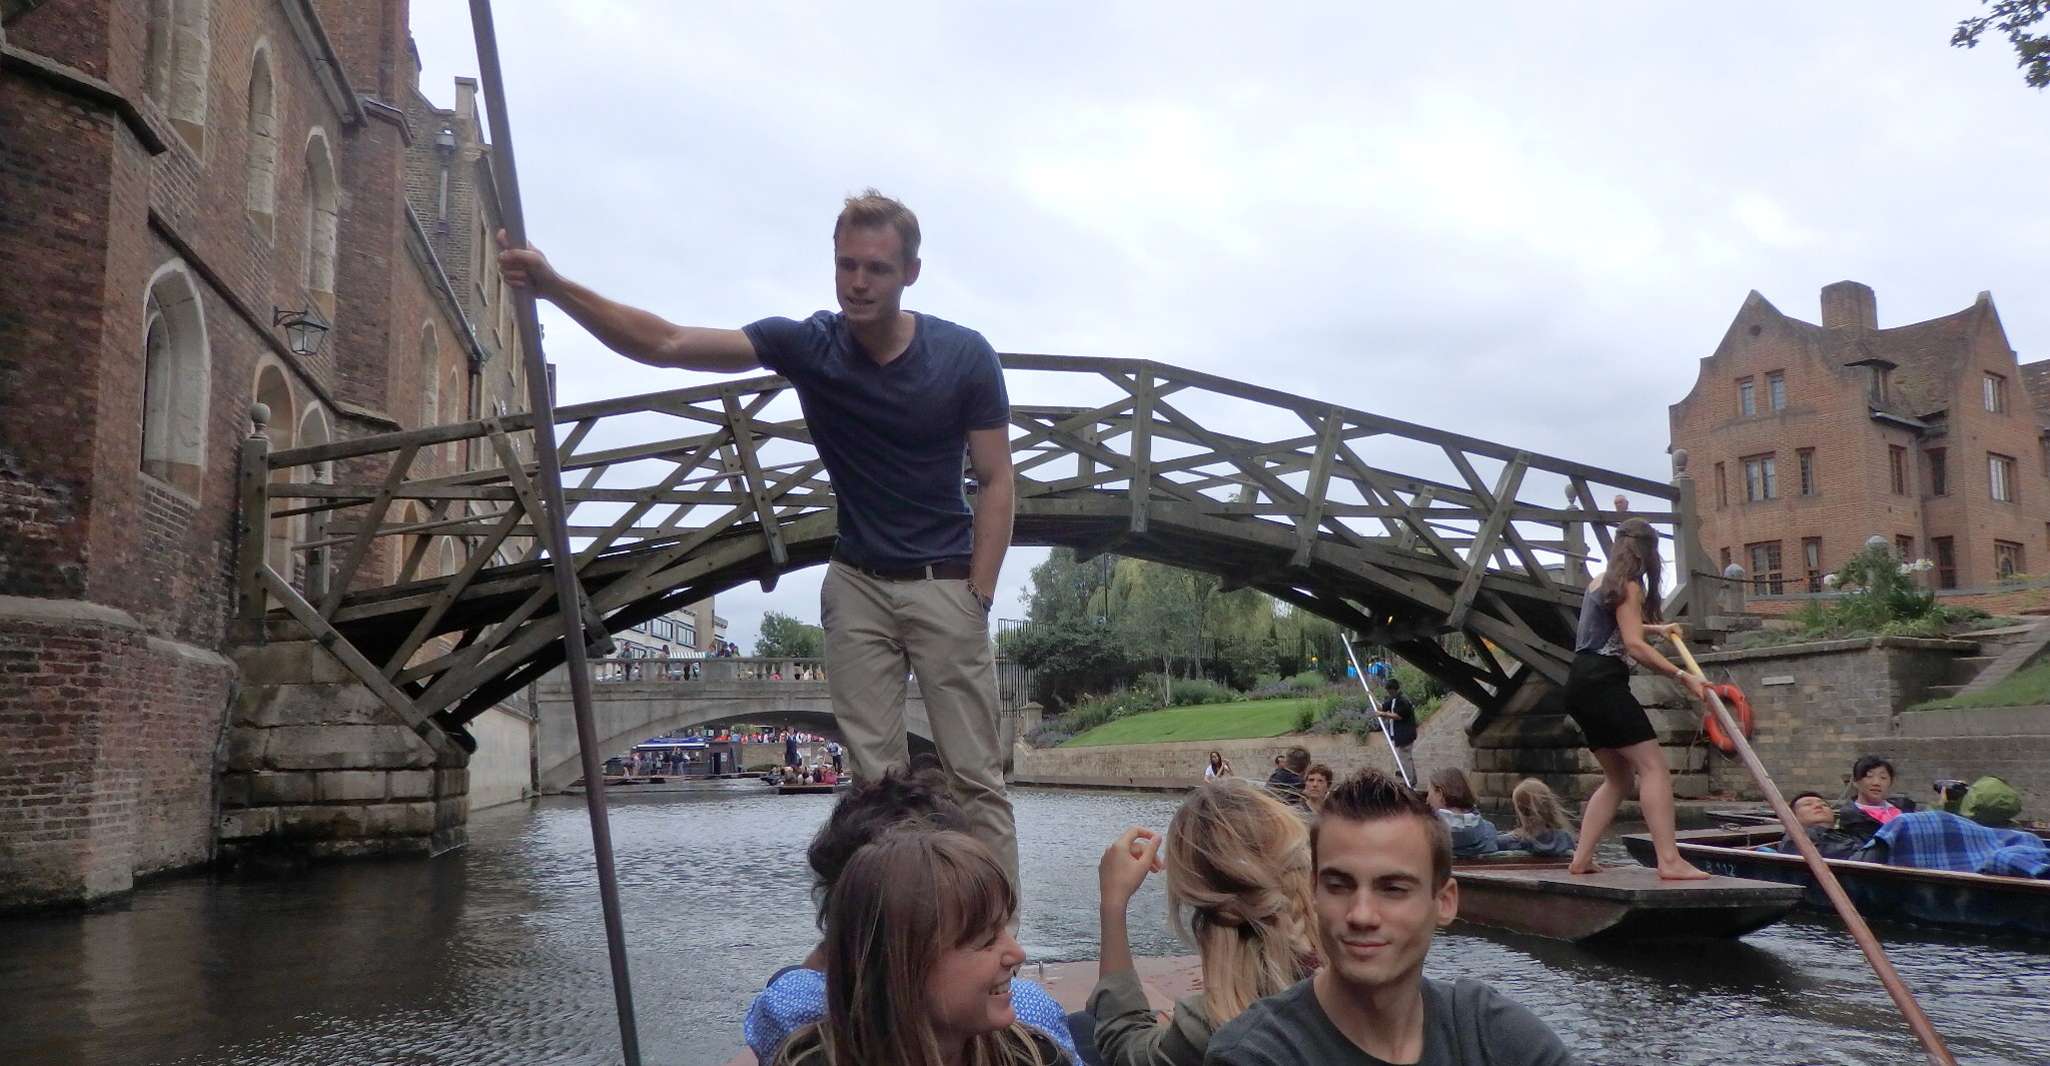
[1954,0,2050,88]
[754,610,824,658]
[1010,615,1135,708]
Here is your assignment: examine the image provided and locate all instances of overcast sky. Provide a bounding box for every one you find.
[410,3,2046,654]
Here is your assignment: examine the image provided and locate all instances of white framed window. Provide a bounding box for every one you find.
[1991,453,2017,503]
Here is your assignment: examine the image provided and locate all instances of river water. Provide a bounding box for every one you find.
[3,785,2045,1066]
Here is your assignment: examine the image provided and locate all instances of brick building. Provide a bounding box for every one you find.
[0,0,536,907]
[1670,281,2046,607]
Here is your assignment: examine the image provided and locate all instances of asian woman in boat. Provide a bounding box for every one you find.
[745,765,1079,1063]
[773,829,1067,1066]
[1088,779,1318,1066]
[1425,768,1501,858]
[1499,778,1576,858]
[1837,755,1917,839]
[1564,517,1711,880]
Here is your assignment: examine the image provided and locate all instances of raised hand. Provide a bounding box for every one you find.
[1098,826,1163,912]
[496,228,560,296]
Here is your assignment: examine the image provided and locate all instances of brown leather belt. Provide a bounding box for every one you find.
[833,552,972,582]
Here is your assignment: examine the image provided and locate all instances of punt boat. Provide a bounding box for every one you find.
[1450,855,1802,942]
[1622,825,2050,940]
[774,781,847,795]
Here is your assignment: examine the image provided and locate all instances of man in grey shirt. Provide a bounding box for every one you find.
[1205,769,1578,1066]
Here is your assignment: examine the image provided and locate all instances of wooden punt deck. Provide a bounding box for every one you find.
[774,782,845,795]
[1453,861,1802,941]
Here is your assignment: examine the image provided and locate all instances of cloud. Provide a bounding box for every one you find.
[409,2,2048,653]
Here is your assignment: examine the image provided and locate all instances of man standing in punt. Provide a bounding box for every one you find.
[498,190,1019,890]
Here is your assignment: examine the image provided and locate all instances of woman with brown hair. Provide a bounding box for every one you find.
[1425,767,1500,857]
[1088,779,1317,1066]
[774,829,1066,1066]
[1566,516,1709,879]
[746,765,1077,1063]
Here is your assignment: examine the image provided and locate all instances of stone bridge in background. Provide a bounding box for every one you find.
[532,656,1034,789]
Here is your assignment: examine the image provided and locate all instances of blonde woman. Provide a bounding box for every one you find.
[774,830,1065,1066]
[1089,779,1317,1066]
[1500,778,1577,858]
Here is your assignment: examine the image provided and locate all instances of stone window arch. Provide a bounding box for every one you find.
[140,261,211,498]
[253,363,297,583]
[295,405,332,591]
[443,361,466,467]
[419,322,440,431]
[144,0,211,150]
[244,42,278,235]
[302,129,339,314]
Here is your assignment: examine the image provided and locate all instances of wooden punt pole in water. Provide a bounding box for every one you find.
[1341,636,1412,789]
[1665,631,1953,1066]
[468,4,644,1062]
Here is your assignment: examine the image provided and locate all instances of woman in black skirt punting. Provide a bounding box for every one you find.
[1565,517,1710,880]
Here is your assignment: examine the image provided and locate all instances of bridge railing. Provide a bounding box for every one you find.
[584,656,1034,704]
[592,657,828,684]
[238,355,1707,727]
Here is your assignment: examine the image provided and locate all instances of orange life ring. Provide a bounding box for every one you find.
[1703,682,1753,755]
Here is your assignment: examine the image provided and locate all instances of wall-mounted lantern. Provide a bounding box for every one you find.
[272,303,331,358]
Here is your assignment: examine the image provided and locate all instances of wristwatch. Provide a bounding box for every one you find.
[970,585,994,613]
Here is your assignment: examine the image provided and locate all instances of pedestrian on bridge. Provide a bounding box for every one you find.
[498,190,1020,892]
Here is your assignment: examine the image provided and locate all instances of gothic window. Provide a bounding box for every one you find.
[245,45,278,234]
[140,263,211,497]
[145,0,211,150]
[420,323,440,432]
[303,131,339,313]
[254,363,297,582]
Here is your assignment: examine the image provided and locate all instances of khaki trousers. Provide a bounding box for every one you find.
[820,561,1019,893]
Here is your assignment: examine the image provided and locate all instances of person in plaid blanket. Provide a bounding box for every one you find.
[1860,810,2050,880]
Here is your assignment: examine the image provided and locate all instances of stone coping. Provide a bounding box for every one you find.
[1894,704,2050,736]
[1696,635,1977,664]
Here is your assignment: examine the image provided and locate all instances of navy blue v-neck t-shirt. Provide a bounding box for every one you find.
[743,310,1009,569]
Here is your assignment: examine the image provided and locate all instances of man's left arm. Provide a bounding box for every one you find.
[966,426,1015,611]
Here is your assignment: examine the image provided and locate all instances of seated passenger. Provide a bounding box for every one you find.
[1427,768,1500,858]
[1959,776,2023,829]
[1089,780,1318,1066]
[772,830,1067,1066]
[1836,755,1918,839]
[1203,769,1576,1065]
[1498,779,1577,858]
[1858,809,2050,879]
[745,766,1078,1063]
[1266,747,1310,808]
[1769,791,1868,860]
[1302,764,1335,815]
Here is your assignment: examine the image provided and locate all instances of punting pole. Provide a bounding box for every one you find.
[1340,636,1412,790]
[466,4,643,1062]
[1664,630,1953,1066]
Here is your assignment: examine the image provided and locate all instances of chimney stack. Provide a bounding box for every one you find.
[1821,280,1877,331]
[454,76,478,131]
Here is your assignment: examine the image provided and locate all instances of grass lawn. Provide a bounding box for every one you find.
[1911,657,2050,711]
[1061,697,1317,747]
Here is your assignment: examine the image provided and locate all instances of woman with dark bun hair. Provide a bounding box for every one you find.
[1564,517,1710,880]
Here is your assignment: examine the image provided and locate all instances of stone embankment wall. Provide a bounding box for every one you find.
[468,705,538,810]
[1010,698,1477,790]
[1696,637,2050,809]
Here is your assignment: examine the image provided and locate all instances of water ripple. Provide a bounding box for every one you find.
[0,786,2042,1066]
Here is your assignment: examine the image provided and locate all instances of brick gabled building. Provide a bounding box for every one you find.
[1670,281,2046,601]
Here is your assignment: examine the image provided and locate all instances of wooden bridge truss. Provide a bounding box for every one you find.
[240,355,1717,739]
